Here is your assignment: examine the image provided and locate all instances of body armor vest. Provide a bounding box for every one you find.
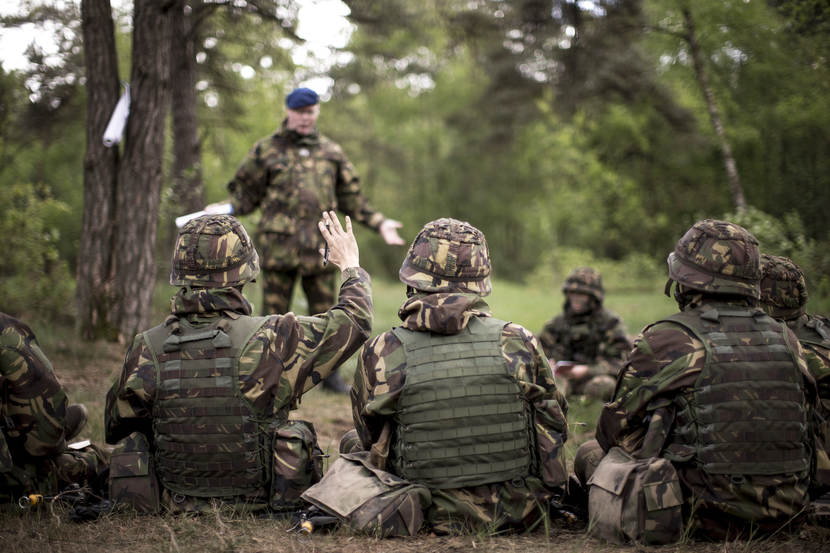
[144,315,270,498]
[391,316,533,489]
[662,305,810,476]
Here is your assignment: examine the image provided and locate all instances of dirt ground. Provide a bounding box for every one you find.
[2,337,830,553]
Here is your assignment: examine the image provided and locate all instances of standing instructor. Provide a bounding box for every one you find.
[223,87,404,391]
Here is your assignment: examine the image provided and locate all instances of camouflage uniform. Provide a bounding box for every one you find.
[539,267,631,400]
[228,123,386,316]
[349,219,569,534]
[105,215,373,512]
[578,220,816,538]
[760,254,830,495]
[1,313,106,506]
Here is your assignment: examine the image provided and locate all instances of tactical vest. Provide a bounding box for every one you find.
[662,305,810,476]
[795,315,830,351]
[144,315,271,498]
[390,316,533,489]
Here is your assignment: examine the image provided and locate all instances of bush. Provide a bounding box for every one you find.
[0,183,74,321]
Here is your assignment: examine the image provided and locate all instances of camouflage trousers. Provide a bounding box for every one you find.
[1,445,108,507]
[262,268,336,316]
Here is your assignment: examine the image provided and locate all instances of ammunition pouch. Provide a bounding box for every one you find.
[302,451,431,537]
[109,432,160,514]
[588,447,683,545]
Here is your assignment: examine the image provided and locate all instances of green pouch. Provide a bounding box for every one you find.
[588,446,683,545]
[109,432,160,514]
[270,419,322,511]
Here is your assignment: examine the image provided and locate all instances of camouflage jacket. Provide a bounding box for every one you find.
[105,268,373,445]
[1,313,69,461]
[228,124,385,272]
[539,304,631,377]
[351,292,569,532]
[787,313,830,397]
[595,298,816,528]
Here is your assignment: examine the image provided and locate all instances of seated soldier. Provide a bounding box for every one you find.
[759,253,830,503]
[1,313,106,507]
[105,212,372,513]
[539,267,631,401]
[343,218,569,534]
[575,220,817,540]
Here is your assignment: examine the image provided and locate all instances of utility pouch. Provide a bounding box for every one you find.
[302,451,431,537]
[588,446,683,545]
[108,432,160,514]
[270,419,323,512]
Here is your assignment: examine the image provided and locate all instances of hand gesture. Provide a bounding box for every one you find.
[379,219,405,246]
[318,211,360,271]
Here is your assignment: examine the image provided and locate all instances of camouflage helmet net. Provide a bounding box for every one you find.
[760,253,808,320]
[667,219,760,298]
[562,267,605,302]
[170,215,260,288]
[399,218,492,295]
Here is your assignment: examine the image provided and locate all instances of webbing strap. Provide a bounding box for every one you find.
[403,436,529,461]
[408,456,529,480]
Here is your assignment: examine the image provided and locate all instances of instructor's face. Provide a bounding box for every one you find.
[285,104,320,135]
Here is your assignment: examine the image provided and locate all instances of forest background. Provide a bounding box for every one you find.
[1,0,829,335]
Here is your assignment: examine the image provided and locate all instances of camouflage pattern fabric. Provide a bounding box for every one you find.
[105,267,373,511]
[1,313,107,505]
[562,267,605,302]
[667,219,761,299]
[758,254,830,493]
[399,218,492,296]
[262,268,336,316]
[109,431,160,513]
[759,254,808,321]
[594,298,816,536]
[539,305,631,395]
[350,292,568,533]
[170,215,259,288]
[228,124,385,274]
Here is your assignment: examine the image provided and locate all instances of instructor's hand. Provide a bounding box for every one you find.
[318,211,360,271]
[379,219,405,246]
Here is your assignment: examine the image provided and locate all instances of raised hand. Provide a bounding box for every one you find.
[318,211,360,271]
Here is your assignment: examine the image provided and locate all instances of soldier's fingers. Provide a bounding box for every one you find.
[318,220,331,239]
[344,215,353,235]
[326,210,345,235]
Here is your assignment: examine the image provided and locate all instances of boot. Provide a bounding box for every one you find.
[64,404,88,441]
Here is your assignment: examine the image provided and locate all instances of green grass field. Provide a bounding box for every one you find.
[3,276,828,552]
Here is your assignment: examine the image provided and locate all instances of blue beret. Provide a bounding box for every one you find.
[285,87,319,109]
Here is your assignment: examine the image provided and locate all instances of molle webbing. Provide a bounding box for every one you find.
[145,316,269,498]
[392,317,532,489]
[665,307,809,476]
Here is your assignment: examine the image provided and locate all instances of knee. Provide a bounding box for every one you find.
[339,429,364,454]
[574,439,604,488]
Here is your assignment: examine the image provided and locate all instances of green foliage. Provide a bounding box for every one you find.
[0,183,74,321]
[724,206,830,315]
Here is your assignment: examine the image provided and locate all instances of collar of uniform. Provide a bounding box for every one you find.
[397,292,492,335]
[277,120,320,147]
[170,286,253,318]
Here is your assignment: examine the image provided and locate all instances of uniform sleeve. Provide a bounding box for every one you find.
[331,144,385,231]
[538,317,566,361]
[595,321,703,453]
[502,323,569,488]
[105,334,156,445]
[227,140,269,216]
[242,267,373,413]
[0,325,68,457]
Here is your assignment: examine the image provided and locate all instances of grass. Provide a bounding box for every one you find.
[3,276,828,552]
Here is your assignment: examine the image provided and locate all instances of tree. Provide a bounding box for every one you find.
[77,0,120,339]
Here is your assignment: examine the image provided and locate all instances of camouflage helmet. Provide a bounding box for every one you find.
[170,215,259,288]
[759,253,808,320]
[667,219,760,298]
[399,218,492,295]
[562,267,604,302]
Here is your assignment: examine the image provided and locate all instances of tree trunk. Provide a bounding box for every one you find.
[113,0,174,341]
[77,0,120,340]
[681,6,746,212]
[170,0,205,216]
